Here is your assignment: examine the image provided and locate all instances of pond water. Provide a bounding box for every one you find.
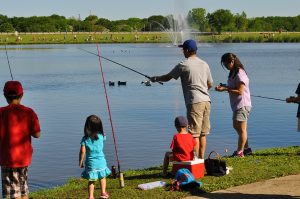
[0,43,299,190]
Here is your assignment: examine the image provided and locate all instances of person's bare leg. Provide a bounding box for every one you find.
[199,135,206,159]
[100,178,106,195]
[162,151,172,175]
[233,120,247,152]
[194,137,199,157]
[88,181,95,199]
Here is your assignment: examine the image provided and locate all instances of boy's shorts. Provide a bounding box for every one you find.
[233,106,251,122]
[1,167,29,199]
[187,101,211,137]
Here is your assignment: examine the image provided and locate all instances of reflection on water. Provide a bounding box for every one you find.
[0,43,299,190]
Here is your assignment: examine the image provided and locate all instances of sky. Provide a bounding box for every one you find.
[1,0,300,20]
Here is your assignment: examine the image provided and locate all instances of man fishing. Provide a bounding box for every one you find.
[150,39,213,159]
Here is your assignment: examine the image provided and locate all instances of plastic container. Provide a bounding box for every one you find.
[138,181,166,190]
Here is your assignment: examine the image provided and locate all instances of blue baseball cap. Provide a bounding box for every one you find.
[178,39,197,51]
[175,116,188,127]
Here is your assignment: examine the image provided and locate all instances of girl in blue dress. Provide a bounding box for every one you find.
[79,115,111,199]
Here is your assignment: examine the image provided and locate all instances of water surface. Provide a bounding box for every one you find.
[0,43,299,190]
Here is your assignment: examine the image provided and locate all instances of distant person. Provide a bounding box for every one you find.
[0,81,41,199]
[79,115,111,199]
[286,83,300,132]
[162,116,196,176]
[150,39,213,159]
[215,53,252,157]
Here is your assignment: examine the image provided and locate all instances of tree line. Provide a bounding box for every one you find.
[0,8,299,34]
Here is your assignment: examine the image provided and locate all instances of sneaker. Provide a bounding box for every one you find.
[231,150,244,157]
[243,148,253,156]
[100,192,109,199]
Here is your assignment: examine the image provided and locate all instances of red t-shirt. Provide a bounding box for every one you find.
[0,104,40,168]
[170,133,196,161]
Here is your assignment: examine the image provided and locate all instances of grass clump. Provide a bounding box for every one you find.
[30,146,300,198]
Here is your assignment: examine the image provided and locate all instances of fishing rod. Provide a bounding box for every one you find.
[218,83,286,102]
[4,44,13,80]
[250,95,286,102]
[95,44,124,188]
[78,47,163,85]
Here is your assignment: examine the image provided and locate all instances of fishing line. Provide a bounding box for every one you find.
[78,47,163,85]
[250,95,286,102]
[95,43,122,175]
[4,44,13,80]
[217,84,286,102]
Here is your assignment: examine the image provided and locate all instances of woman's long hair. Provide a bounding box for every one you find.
[84,115,103,140]
[221,53,246,78]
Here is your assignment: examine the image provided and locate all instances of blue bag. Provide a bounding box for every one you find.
[172,168,202,190]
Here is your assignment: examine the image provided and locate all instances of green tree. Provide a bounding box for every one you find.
[0,14,9,24]
[84,15,98,31]
[208,9,234,34]
[49,14,67,31]
[293,15,300,31]
[126,18,143,31]
[96,18,112,30]
[67,17,81,32]
[248,18,272,31]
[187,8,207,31]
[0,22,14,32]
[146,15,169,31]
[235,12,248,31]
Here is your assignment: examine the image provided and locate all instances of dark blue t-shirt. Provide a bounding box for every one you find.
[296,83,300,118]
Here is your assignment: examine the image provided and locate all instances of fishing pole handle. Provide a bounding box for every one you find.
[147,76,163,85]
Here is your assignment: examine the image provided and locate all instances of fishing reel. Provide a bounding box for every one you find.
[141,80,151,86]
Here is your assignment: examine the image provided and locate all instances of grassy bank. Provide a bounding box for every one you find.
[1,32,300,45]
[30,146,300,199]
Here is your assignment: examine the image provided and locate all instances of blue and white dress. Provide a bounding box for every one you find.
[81,134,111,180]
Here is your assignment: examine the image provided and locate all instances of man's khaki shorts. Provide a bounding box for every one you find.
[187,101,211,137]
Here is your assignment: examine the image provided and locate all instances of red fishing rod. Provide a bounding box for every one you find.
[95,44,124,188]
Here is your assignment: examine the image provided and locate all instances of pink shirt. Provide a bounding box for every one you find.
[227,69,252,111]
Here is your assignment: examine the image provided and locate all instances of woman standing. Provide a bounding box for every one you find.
[215,53,252,157]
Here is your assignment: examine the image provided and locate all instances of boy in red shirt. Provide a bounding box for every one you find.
[162,116,196,176]
[0,81,41,199]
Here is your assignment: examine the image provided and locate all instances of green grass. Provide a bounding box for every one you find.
[0,32,171,45]
[30,146,300,199]
[1,32,300,45]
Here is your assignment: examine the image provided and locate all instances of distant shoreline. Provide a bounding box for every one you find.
[1,31,300,45]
